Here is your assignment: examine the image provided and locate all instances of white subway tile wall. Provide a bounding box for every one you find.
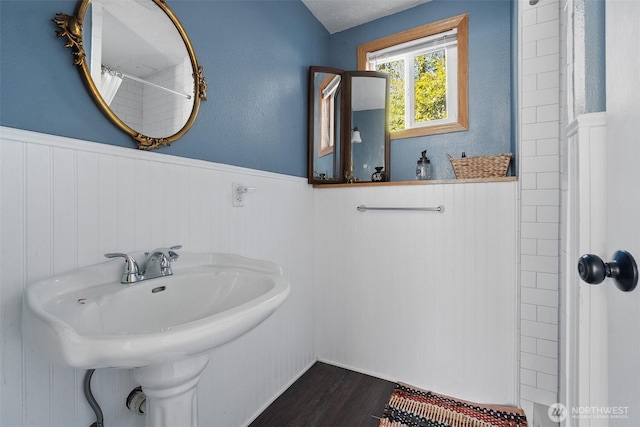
[519,0,562,418]
[110,79,144,130]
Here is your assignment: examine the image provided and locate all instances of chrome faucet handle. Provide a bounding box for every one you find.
[145,245,181,262]
[104,253,142,284]
[168,245,181,261]
[143,246,181,278]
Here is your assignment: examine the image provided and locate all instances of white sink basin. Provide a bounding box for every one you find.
[22,252,290,369]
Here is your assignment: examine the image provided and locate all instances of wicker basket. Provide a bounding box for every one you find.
[448,153,512,179]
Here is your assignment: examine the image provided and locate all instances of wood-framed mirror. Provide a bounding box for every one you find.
[308,66,343,184]
[308,66,390,185]
[53,0,207,150]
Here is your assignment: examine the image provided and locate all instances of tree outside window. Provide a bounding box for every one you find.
[358,13,468,139]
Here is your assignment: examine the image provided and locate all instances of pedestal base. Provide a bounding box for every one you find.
[132,354,210,427]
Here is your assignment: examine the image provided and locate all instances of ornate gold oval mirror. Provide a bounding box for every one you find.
[53,0,207,150]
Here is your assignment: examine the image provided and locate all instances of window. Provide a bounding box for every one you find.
[358,13,468,139]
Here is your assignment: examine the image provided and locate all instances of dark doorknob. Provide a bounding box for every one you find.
[577,250,638,292]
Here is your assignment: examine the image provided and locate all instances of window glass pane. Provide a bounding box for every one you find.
[376,60,405,132]
[414,49,447,124]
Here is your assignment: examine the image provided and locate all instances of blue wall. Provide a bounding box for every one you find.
[584,0,605,113]
[352,108,386,181]
[0,0,329,177]
[329,0,513,180]
[1,0,513,180]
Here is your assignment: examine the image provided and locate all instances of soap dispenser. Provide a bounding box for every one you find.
[416,150,432,180]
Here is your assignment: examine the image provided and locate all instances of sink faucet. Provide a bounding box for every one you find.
[105,245,181,284]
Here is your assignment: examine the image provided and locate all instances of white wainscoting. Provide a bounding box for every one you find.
[560,113,608,419]
[1,126,521,426]
[0,127,315,427]
[314,181,519,405]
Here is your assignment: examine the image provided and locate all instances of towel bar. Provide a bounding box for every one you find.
[356,205,445,213]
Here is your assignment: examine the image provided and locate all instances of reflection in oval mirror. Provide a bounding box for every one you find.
[53,0,206,150]
[91,0,195,139]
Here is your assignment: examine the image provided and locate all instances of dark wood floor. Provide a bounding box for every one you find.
[249,362,396,427]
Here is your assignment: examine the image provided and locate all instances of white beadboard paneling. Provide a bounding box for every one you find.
[98,154,119,254]
[116,156,137,252]
[76,151,101,266]
[52,147,77,275]
[315,181,519,405]
[2,125,520,425]
[0,127,315,427]
[133,158,152,249]
[24,142,53,427]
[560,113,609,422]
[0,137,26,427]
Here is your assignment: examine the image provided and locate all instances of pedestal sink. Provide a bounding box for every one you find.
[22,252,290,427]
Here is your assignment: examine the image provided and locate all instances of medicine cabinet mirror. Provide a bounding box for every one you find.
[53,0,207,150]
[308,67,390,185]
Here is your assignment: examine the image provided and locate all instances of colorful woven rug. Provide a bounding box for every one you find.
[379,383,528,427]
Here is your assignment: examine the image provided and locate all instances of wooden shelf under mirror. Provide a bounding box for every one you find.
[313,176,517,188]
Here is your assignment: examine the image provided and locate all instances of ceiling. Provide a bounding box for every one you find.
[99,0,188,77]
[301,0,432,34]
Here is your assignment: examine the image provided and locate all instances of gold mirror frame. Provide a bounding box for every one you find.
[53,0,207,150]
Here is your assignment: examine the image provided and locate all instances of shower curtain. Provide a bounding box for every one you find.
[100,68,123,106]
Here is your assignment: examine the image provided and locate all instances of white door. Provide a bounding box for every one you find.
[602,0,640,424]
[564,1,640,426]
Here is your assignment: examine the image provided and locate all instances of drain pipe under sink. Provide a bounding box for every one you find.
[84,369,104,427]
